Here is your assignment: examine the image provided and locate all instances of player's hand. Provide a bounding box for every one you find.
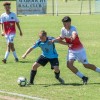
[1,32,5,36]
[49,40,54,44]
[22,54,26,59]
[20,31,23,36]
[68,44,73,47]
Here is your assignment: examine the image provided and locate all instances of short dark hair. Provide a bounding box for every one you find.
[62,16,71,22]
[40,30,47,36]
[3,1,11,6]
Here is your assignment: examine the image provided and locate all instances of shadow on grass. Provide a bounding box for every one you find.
[19,60,33,63]
[35,83,83,87]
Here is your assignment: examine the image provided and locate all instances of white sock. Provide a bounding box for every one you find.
[13,51,18,58]
[76,71,84,78]
[95,67,100,73]
[4,51,10,60]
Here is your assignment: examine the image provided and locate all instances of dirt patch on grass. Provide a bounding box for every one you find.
[0,95,23,100]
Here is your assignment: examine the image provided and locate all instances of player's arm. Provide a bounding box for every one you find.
[22,47,33,59]
[1,23,4,36]
[16,22,23,36]
[22,41,39,59]
[69,32,77,42]
[51,37,68,45]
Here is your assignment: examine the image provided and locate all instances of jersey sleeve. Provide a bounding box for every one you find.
[31,40,40,49]
[14,14,19,22]
[72,27,78,35]
[60,28,66,39]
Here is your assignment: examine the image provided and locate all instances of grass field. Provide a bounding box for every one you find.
[0,1,100,100]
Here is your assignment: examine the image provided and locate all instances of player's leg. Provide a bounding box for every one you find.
[83,64,100,73]
[78,49,100,74]
[29,55,48,84]
[2,36,11,63]
[10,43,18,62]
[67,51,88,84]
[9,34,18,61]
[49,58,65,84]
[29,62,40,84]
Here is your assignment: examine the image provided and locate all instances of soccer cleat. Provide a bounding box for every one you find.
[15,58,19,62]
[2,59,6,64]
[58,77,65,84]
[82,76,88,85]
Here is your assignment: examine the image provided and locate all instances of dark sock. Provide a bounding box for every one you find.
[54,71,60,79]
[30,70,37,84]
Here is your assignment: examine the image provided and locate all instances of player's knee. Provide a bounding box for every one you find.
[10,44,15,51]
[32,62,40,70]
[54,66,59,73]
[83,64,89,68]
[67,62,71,68]
[67,61,73,68]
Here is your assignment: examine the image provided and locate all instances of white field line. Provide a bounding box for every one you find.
[0,90,48,100]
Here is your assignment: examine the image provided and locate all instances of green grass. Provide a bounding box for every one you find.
[0,1,100,100]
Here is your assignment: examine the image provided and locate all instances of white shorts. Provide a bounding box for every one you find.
[67,49,88,64]
[5,34,15,43]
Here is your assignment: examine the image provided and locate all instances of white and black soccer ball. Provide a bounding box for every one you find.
[17,77,27,87]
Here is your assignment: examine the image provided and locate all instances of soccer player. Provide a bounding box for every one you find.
[50,16,100,85]
[0,1,23,63]
[22,30,65,85]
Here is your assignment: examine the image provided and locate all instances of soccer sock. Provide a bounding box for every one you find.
[30,70,37,84]
[76,71,84,78]
[13,51,18,58]
[54,71,60,79]
[4,51,10,60]
[95,67,100,73]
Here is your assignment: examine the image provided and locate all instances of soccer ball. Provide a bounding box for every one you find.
[17,77,27,87]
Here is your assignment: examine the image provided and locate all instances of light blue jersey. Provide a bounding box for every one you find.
[32,37,58,59]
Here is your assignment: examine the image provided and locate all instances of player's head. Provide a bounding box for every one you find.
[39,30,47,42]
[3,1,11,12]
[62,16,71,29]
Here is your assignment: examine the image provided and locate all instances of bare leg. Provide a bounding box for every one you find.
[83,64,100,73]
[2,43,11,63]
[10,43,18,61]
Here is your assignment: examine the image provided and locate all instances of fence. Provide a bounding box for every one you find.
[0,0,100,15]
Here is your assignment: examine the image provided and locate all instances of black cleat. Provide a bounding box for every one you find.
[58,77,65,84]
[82,76,88,85]
[15,58,19,62]
[2,59,6,64]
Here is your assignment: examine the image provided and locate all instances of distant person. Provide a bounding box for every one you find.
[50,16,100,85]
[22,30,66,85]
[0,1,23,63]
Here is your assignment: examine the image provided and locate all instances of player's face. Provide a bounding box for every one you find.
[39,34,47,42]
[63,22,71,29]
[4,5,11,12]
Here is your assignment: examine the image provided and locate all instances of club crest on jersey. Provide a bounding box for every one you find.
[11,17,14,19]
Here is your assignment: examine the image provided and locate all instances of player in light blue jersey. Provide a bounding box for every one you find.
[22,30,67,85]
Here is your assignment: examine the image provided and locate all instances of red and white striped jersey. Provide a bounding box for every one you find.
[0,12,19,35]
[60,26,83,52]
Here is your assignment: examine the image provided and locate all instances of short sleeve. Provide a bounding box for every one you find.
[14,14,19,22]
[31,40,40,49]
[60,28,66,39]
[72,27,78,34]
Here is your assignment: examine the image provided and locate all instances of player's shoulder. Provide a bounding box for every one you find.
[61,27,65,31]
[70,26,77,30]
[47,36,55,40]
[10,12,17,16]
[0,13,6,17]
